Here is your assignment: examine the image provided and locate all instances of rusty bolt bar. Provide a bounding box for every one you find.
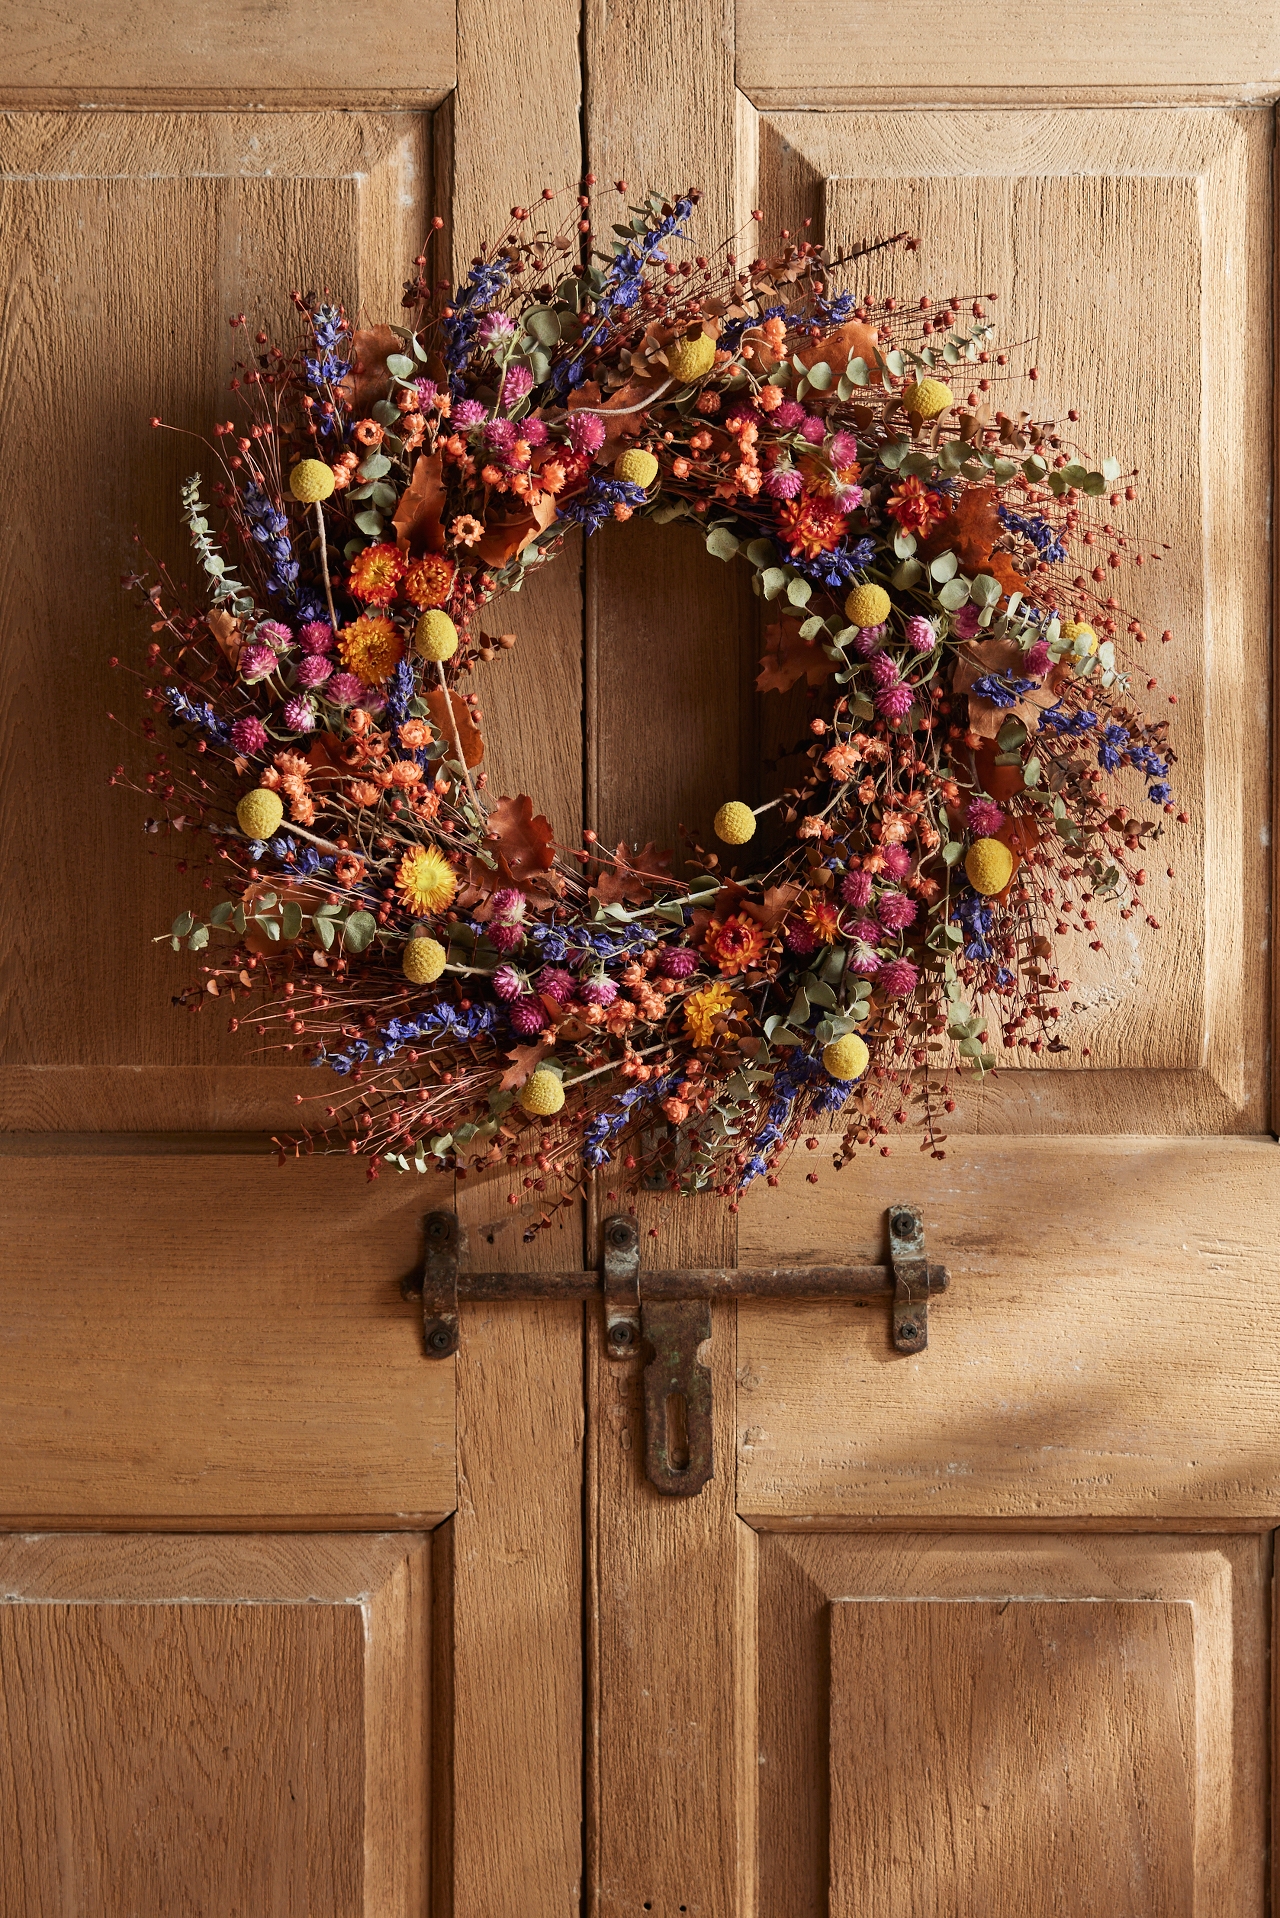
[440,1261,948,1301]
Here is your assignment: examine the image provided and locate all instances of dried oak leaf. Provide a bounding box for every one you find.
[206,608,241,666]
[484,794,556,885]
[742,881,802,933]
[950,638,1064,740]
[920,484,1029,600]
[475,486,558,568]
[393,453,446,557]
[425,687,484,768]
[337,324,401,415]
[590,839,674,908]
[305,732,349,792]
[756,620,838,696]
[499,1040,555,1091]
[794,319,884,383]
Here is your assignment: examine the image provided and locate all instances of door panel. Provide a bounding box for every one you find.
[756,1532,1267,1918]
[0,1534,430,1917]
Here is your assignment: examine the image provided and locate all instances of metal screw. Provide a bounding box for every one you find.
[427,1217,451,1243]
[893,1211,915,1237]
[899,1321,918,1341]
[427,1326,453,1352]
[607,1220,633,1248]
[611,1323,634,1347]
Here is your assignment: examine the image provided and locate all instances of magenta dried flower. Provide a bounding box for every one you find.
[952,603,982,639]
[847,917,882,947]
[483,418,518,455]
[487,921,524,955]
[966,797,1006,835]
[566,411,606,455]
[764,467,803,500]
[870,651,901,688]
[1025,640,1051,677]
[851,624,886,658]
[656,946,698,977]
[230,715,267,754]
[255,620,292,650]
[539,966,576,1001]
[878,958,919,998]
[828,429,858,466]
[489,887,526,923]
[477,311,515,348]
[492,964,525,1001]
[578,972,618,1006]
[875,682,914,720]
[283,696,316,733]
[500,364,534,409]
[508,995,548,1035]
[840,870,873,909]
[799,415,826,444]
[905,615,936,654]
[771,400,805,431]
[238,645,276,683]
[881,845,912,879]
[295,653,333,689]
[876,891,918,931]
[326,672,363,706]
[298,620,335,655]
[413,377,439,409]
[452,398,486,427]
[521,416,549,446]
[782,917,818,955]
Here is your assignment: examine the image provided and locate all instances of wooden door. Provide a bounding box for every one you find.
[3,2,1277,1914]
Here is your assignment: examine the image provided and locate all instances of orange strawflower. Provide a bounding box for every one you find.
[802,898,841,943]
[450,515,484,547]
[353,419,384,447]
[824,742,862,780]
[776,494,845,559]
[347,542,405,606]
[339,615,404,686]
[704,914,769,976]
[885,475,948,535]
[402,554,456,609]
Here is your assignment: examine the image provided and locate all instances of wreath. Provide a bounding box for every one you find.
[118,182,1178,1228]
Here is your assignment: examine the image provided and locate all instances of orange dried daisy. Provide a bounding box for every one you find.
[402,554,456,609]
[339,614,404,686]
[704,914,768,976]
[347,542,405,606]
[776,494,845,559]
[885,475,948,536]
[802,898,841,944]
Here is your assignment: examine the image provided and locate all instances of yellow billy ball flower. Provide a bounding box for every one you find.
[1061,619,1099,655]
[403,936,447,985]
[844,582,891,630]
[235,787,284,840]
[665,331,717,384]
[396,844,457,915]
[614,448,659,488]
[901,378,954,421]
[519,1068,566,1117]
[822,1033,870,1082]
[965,836,1016,897]
[288,458,336,504]
[414,609,459,662]
[713,800,756,846]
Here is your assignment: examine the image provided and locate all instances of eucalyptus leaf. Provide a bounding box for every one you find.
[760,566,789,600]
[786,577,812,607]
[343,909,378,953]
[386,353,416,380]
[806,359,833,391]
[705,525,739,562]
[937,579,970,611]
[929,551,959,582]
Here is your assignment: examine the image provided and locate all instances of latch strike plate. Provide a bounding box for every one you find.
[602,1214,640,1359]
[421,1210,461,1358]
[889,1202,933,1354]
[641,1298,714,1497]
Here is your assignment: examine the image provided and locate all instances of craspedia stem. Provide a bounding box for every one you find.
[313,500,339,637]
[434,658,485,822]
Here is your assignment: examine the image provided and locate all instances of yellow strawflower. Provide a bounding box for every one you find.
[396,845,457,915]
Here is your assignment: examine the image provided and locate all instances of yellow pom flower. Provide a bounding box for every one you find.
[403,936,447,985]
[713,801,756,846]
[1061,620,1099,655]
[414,610,459,662]
[844,582,891,629]
[965,836,1015,897]
[396,844,457,915]
[520,1069,566,1117]
[901,378,953,421]
[340,615,404,686]
[288,459,335,504]
[665,331,717,384]
[614,448,659,488]
[822,1033,870,1082]
[235,788,284,840]
[684,981,735,1047]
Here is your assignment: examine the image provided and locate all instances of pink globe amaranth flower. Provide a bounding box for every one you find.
[833,483,864,511]
[578,973,618,1006]
[487,921,524,955]
[500,364,534,409]
[846,916,882,947]
[851,624,886,658]
[483,418,518,455]
[238,644,276,683]
[799,415,826,444]
[952,603,982,639]
[489,886,526,923]
[879,958,919,998]
[255,620,292,650]
[477,311,515,348]
[1024,639,1051,677]
[881,844,912,879]
[283,696,317,733]
[850,947,881,978]
[771,400,805,431]
[722,397,761,427]
[298,620,335,655]
[877,891,918,931]
[875,682,914,721]
[509,996,548,1036]
[782,916,818,955]
[492,964,525,1002]
[326,671,364,706]
[539,966,576,1001]
[905,615,936,654]
[828,429,858,467]
[230,715,268,754]
[413,377,439,409]
[566,411,606,455]
[870,650,901,688]
[521,415,549,446]
[840,869,873,909]
[764,467,804,500]
[967,797,1006,835]
[656,946,698,977]
[295,653,334,689]
[452,398,487,427]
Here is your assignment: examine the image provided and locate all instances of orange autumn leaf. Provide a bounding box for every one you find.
[742,881,802,933]
[206,608,241,665]
[795,319,884,383]
[920,485,1029,600]
[484,793,557,885]
[304,732,349,792]
[475,487,558,568]
[393,453,446,557]
[591,839,674,907]
[499,1039,555,1091]
[425,687,484,768]
[756,620,838,696]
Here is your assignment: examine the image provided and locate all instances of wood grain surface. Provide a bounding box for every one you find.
[2,1152,454,1519]
[754,1532,1266,1918]
[737,1137,1280,1520]
[0,2,455,105]
[0,1533,430,1918]
[737,0,1280,103]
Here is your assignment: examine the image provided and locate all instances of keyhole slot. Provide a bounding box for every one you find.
[664,1391,690,1473]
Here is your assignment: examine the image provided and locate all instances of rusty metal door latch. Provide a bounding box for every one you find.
[405,1205,948,1498]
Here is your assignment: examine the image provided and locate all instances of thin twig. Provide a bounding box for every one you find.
[434,658,486,820]
[314,500,339,635]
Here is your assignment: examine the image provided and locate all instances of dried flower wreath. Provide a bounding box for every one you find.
[117,182,1179,1228]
